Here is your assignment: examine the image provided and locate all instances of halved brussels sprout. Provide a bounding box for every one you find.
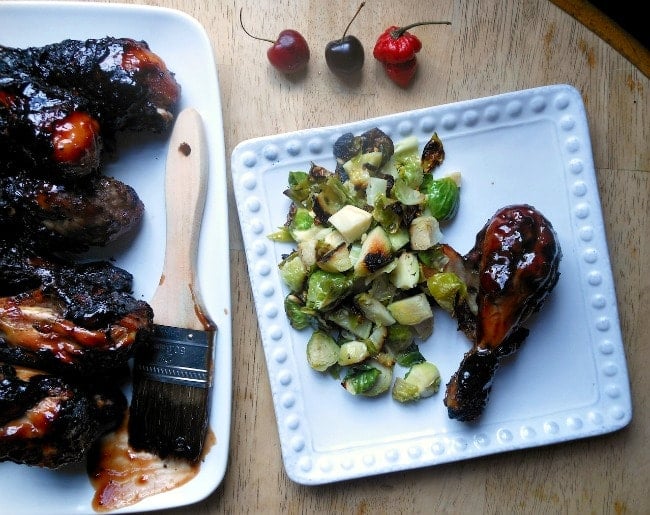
[326,305,373,339]
[307,330,340,371]
[354,292,396,326]
[426,272,468,313]
[305,270,352,311]
[409,215,443,251]
[385,135,424,189]
[341,360,393,396]
[278,251,307,292]
[284,294,315,330]
[389,251,420,290]
[338,340,370,366]
[392,362,441,402]
[353,225,394,277]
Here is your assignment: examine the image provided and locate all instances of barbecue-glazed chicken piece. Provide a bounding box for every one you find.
[0,241,153,377]
[1,37,180,134]
[443,204,561,421]
[0,171,144,253]
[0,80,102,178]
[0,362,126,468]
[1,37,181,177]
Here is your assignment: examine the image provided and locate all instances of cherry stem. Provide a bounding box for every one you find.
[239,8,274,45]
[391,21,451,39]
[341,2,365,39]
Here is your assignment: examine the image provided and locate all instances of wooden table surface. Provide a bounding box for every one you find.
[7,0,649,513]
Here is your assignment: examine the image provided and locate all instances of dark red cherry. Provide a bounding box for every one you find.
[325,2,365,77]
[240,9,310,74]
[325,35,364,76]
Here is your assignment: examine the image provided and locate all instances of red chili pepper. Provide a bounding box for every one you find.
[373,25,423,64]
[382,59,418,88]
[373,21,451,87]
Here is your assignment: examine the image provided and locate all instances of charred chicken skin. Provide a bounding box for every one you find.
[1,37,181,177]
[442,204,561,421]
[0,362,126,468]
[0,241,153,378]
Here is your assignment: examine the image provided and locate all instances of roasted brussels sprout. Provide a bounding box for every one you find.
[284,294,315,330]
[307,330,340,371]
[305,269,352,311]
[426,272,468,313]
[421,174,460,221]
[278,251,308,292]
[387,135,423,189]
[341,359,392,396]
[392,361,441,402]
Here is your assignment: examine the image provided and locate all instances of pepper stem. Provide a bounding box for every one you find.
[341,2,366,39]
[239,8,275,45]
[391,21,451,39]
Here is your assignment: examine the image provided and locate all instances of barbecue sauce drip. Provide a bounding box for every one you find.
[87,414,216,512]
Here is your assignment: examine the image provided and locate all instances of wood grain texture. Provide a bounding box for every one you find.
[5,0,647,512]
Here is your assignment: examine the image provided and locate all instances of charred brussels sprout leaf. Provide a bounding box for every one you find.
[421,132,445,173]
[333,132,362,163]
[372,193,402,233]
[360,127,394,169]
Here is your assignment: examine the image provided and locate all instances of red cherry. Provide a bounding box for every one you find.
[240,9,310,74]
[267,30,310,73]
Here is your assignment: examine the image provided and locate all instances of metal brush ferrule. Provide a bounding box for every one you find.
[134,324,212,388]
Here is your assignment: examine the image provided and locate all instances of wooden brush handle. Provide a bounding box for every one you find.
[150,107,208,330]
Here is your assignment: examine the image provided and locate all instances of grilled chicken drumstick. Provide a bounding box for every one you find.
[443,204,562,421]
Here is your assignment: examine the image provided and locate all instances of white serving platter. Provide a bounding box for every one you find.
[231,84,632,485]
[0,2,232,513]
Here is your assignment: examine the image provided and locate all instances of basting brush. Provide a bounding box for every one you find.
[128,107,215,462]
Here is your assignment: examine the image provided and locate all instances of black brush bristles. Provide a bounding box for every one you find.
[128,324,213,462]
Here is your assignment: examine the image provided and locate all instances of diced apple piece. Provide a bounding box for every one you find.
[353,225,393,277]
[390,252,420,289]
[328,205,373,243]
[387,293,433,325]
[409,215,443,251]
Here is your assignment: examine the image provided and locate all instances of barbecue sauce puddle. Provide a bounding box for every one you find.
[87,414,215,512]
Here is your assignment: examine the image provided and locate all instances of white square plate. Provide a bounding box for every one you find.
[231,84,631,485]
[0,2,232,513]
